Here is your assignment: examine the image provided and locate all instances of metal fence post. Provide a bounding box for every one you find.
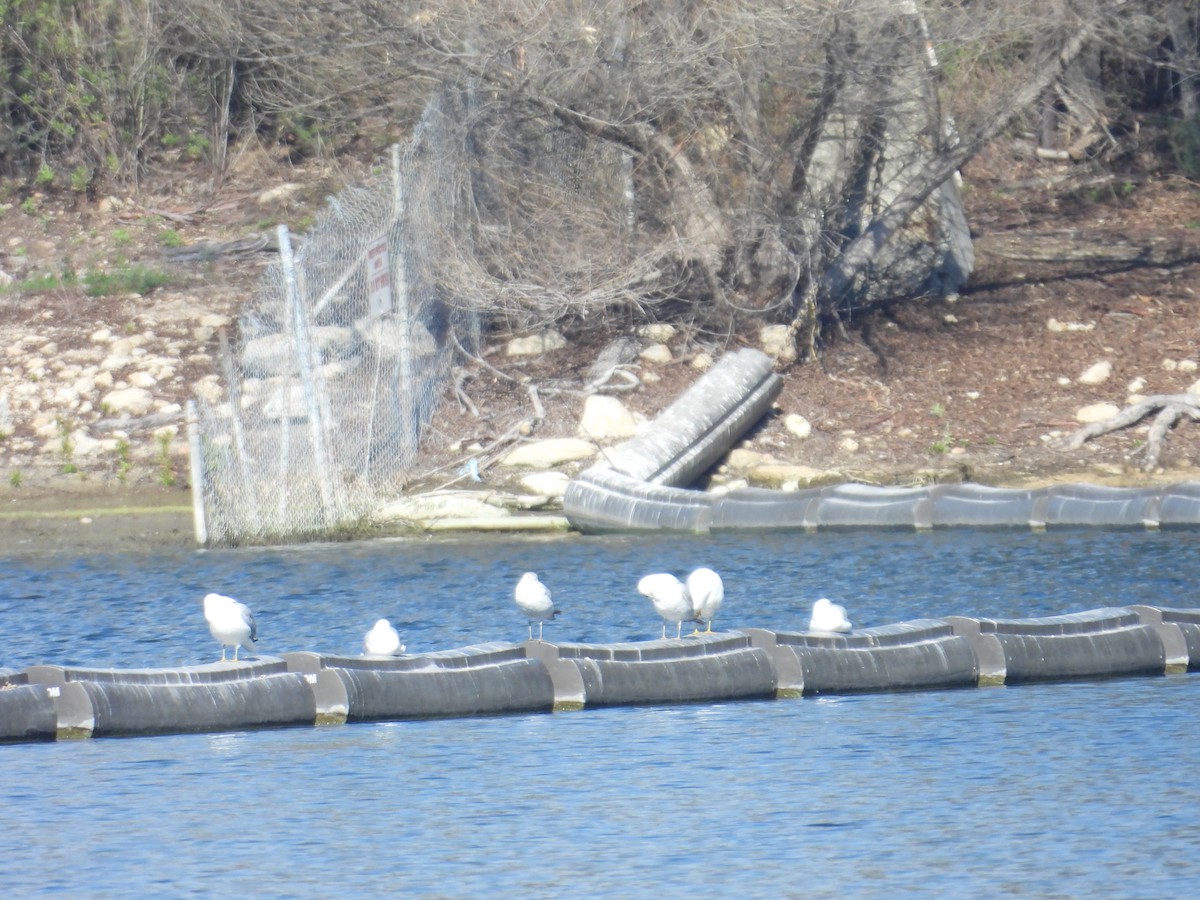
[186,400,207,545]
[278,223,338,525]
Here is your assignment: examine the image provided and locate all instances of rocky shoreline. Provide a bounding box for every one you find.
[4,152,1200,554]
[6,313,1200,555]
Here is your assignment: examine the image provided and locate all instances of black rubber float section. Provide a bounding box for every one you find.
[560,348,1200,533]
[5,605,1200,743]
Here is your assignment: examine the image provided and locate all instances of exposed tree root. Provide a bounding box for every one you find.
[1058,393,1200,471]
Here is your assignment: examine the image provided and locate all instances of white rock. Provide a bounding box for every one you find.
[783,414,812,439]
[32,415,58,438]
[52,386,80,406]
[100,387,154,417]
[1127,377,1146,393]
[578,395,637,440]
[1188,378,1200,396]
[1075,402,1121,424]
[1179,360,1198,373]
[759,324,797,363]
[356,318,438,358]
[519,471,570,499]
[638,324,677,343]
[1047,318,1095,333]
[726,448,779,470]
[1077,361,1112,385]
[193,377,224,404]
[749,463,833,488]
[499,438,596,468]
[242,327,359,377]
[258,182,303,204]
[690,352,714,371]
[376,493,511,522]
[71,430,102,456]
[110,336,146,356]
[313,326,359,360]
[261,383,310,421]
[839,437,860,453]
[505,331,567,356]
[129,371,158,389]
[639,343,673,365]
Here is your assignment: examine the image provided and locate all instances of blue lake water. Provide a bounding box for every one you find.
[2,527,1200,896]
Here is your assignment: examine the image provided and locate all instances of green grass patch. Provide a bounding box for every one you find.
[82,267,175,296]
[1,265,177,297]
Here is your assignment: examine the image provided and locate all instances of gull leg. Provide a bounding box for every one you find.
[538,620,544,641]
[660,623,667,640]
[233,645,240,661]
[528,622,534,640]
[220,646,227,662]
[705,622,714,634]
[675,621,682,639]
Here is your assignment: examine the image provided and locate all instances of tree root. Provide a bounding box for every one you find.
[1057,393,1200,471]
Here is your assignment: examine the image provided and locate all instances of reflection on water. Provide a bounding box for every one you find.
[2,529,1200,895]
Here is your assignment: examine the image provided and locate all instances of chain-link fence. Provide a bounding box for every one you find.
[191,81,653,545]
[192,98,482,544]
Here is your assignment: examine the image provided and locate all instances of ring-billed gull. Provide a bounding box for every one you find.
[363,618,406,656]
[808,598,852,633]
[637,573,692,640]
[202,592,258,661]
[514,572,559,641]
[686,567,724,635]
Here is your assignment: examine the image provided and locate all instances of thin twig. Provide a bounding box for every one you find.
[451,329,524,386]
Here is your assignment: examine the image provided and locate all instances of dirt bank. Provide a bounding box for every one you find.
[2,142,1199,553]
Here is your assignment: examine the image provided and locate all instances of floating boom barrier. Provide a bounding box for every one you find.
[282,644,554,724]
[562,348,1200,532]
[3,604,1200,743]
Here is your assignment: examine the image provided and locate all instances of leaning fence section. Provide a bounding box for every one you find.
[190,81,645,545]
[193,127,475,544]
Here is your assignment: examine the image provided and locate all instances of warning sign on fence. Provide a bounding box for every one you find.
[366,235,392,319]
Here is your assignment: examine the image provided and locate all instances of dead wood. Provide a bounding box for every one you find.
[1057,393,1200,470]
[975,229,1200,276]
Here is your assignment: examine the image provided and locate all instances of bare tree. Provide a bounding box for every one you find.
[368,0,1157,351]
[3,0,1174,349]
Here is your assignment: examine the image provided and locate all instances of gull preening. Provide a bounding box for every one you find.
[638,572,692,640]
[202,592,258,661]
[514,572,560,640]
[363,618,406,656]
[808,598,852,634]
[686,567,724,635]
